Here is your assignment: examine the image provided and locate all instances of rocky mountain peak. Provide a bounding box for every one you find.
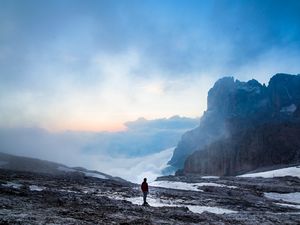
[207,76,267,119]
[169,73,300,172]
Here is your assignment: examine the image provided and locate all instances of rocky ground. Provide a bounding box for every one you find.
[1,169,300,225]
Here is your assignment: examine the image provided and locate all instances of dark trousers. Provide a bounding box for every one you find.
[143,191,148,203]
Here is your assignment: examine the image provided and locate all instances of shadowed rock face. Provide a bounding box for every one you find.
[169,73,300,175]
[269,74,300,112]
[184,122,300,176]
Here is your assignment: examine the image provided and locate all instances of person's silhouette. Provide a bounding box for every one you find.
[141,178,149,206]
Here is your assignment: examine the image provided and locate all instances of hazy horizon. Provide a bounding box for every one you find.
[1,0,300,181]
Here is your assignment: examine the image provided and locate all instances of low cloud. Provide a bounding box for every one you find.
[125,115,199,131]
[81,147,175,183]
[0,116,197,182]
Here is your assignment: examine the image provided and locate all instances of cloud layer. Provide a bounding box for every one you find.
[0,116,197,182]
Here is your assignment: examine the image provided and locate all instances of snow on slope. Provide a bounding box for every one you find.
[238,165,300,178]
[84,172,107,179]
[265,192,300,204]
[126,196,237,214]
[2,182,22,189]
[58,166,108,179]
[275,203,300,209]
[29,185,45,191]
[201,176,219,179]
[150,181,237,191]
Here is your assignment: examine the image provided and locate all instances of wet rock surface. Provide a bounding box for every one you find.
[1,169,300,224]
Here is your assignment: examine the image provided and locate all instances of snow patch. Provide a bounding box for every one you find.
[2,182,22,189]
[265,192,300,204]
[187,205,237,214]
[201,176,219,179]
[238,166,300,178]
[150,181,237,191]
[58,166,108,179]
[84,172,107,179]
[195,182,237,189]
[280,104,297,114]
[29,185,44,191]
[276,203,300,209]
[150,181,204,191]
[126,196,237,214]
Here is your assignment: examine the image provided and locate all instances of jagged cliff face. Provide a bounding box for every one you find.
[169,73,300,175]
[184,122,300,176]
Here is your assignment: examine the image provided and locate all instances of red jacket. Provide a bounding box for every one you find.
[141,181,148,192]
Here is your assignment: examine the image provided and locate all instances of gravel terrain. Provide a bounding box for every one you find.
[1,169,300,224]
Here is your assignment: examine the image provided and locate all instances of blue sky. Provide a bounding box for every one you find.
[1,0,300,131]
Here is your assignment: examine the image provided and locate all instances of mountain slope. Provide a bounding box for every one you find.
[0,152,126,182]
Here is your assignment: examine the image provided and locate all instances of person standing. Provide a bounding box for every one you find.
[141,178,149,206]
